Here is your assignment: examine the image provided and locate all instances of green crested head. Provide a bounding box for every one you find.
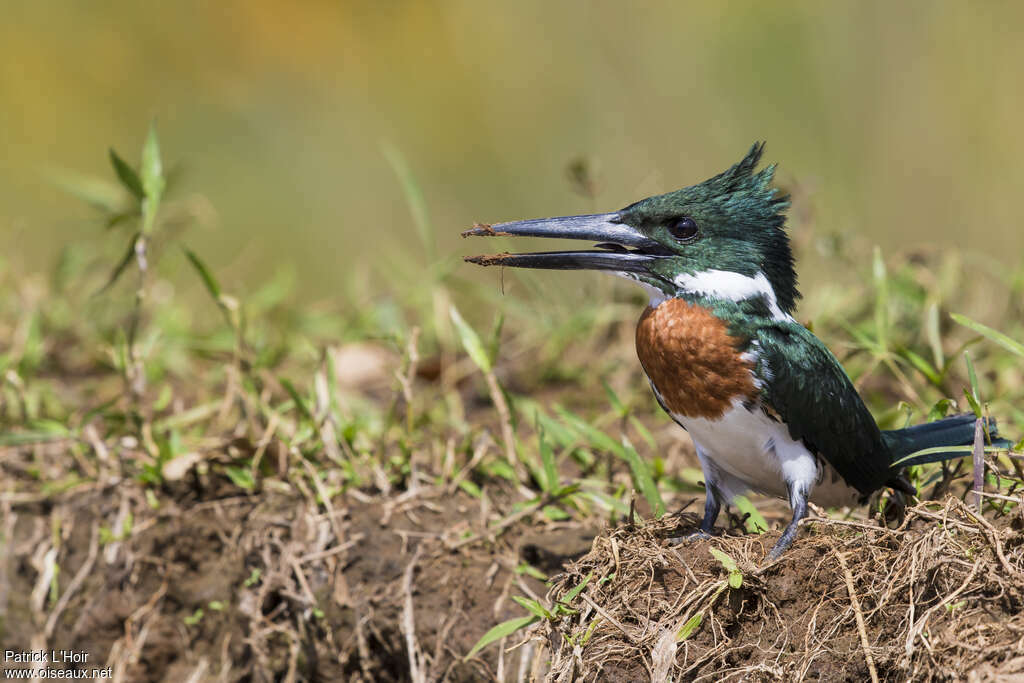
[615,143,797,312]
[464,143,799,316]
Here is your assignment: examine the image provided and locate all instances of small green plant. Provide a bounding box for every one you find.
[450,304,520,475]
[675,548,743,642]
[464,573,593,660]
[98,512,134,544]
[98,124,166,400]
[243,569,262,587]
[709,547,743,589]
[676,612,703,641]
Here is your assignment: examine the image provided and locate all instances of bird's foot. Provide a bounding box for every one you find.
[766,540,789,562]
[668,529,716,545]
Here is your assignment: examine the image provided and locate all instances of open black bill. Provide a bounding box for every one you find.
[462,211,670,273]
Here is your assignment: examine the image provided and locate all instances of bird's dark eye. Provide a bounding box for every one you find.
[668,217,699,241]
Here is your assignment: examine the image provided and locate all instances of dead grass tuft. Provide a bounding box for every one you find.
[529,498,1024,682]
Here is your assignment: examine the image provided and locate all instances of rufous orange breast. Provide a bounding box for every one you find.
[634,299,759,420]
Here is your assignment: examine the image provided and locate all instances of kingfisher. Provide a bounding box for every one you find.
[463,143,1005,559]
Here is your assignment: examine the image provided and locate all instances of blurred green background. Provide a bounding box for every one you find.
[3,1,1022,301]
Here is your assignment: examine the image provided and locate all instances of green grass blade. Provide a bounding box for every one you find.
[582,490,630,515]
[559,572,592,605]
[0,430,72,446]
[963,351,982,417]
[601,380,627,417]
[618,437,665,517]
[488,312,505,368]
[463,615,538,660]
[709,547,738,573]
[141,122,164,199]
[280,378,315,423]
[627,414,657,451]
[458,480,483,499]
[381,140,434,261]
[95,233,140,295]
[224,466,255,491]
[554,406,617,452]
[677,613,703,641]
[891,444,1008,467]
[183,247,222,299]
[951,313,1024,358]
[899,348,942,386]
[553,407,664,516]
[538,427,558,493]
[511,595,551,620]
[926,302,944,369]
[140,121,165,233]
[873,245,889,352]
[449,305,492,373]
[109,149,144,200]
[731,495,767,534]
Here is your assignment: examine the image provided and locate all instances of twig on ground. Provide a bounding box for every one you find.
[836,550,879,683]
[44,523,100,639]
[484,370,523,480]
[401,546,427,683]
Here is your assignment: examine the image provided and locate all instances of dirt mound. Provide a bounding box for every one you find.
[529,499,1024,682]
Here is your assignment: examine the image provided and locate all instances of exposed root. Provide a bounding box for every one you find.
[836,549,879,683]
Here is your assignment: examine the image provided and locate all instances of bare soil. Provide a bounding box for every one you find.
[1,468,594,681]
[3,470,1022,681]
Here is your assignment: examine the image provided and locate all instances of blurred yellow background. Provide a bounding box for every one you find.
[2,1,1022,299]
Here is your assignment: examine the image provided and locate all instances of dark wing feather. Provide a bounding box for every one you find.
[756,322,892,494]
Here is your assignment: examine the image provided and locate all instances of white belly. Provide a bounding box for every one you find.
[673,401,862,509]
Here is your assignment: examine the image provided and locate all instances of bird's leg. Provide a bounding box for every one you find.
[699,484,722,535]
[679,446,723,539]
[669,483,722,544]
[768,483,809,560]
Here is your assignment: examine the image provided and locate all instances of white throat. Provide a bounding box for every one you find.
[614,269,790,317]
[673,269,791,321]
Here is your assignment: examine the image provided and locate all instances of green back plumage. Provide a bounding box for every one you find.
[753,321,892,494]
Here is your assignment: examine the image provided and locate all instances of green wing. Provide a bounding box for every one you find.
[755,322,892,494]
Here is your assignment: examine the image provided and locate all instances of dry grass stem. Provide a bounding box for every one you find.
[836,549,879,683]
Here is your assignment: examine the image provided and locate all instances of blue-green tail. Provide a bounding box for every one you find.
[883,414,1010,468]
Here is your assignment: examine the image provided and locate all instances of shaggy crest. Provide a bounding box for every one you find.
[619,143,800,312]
